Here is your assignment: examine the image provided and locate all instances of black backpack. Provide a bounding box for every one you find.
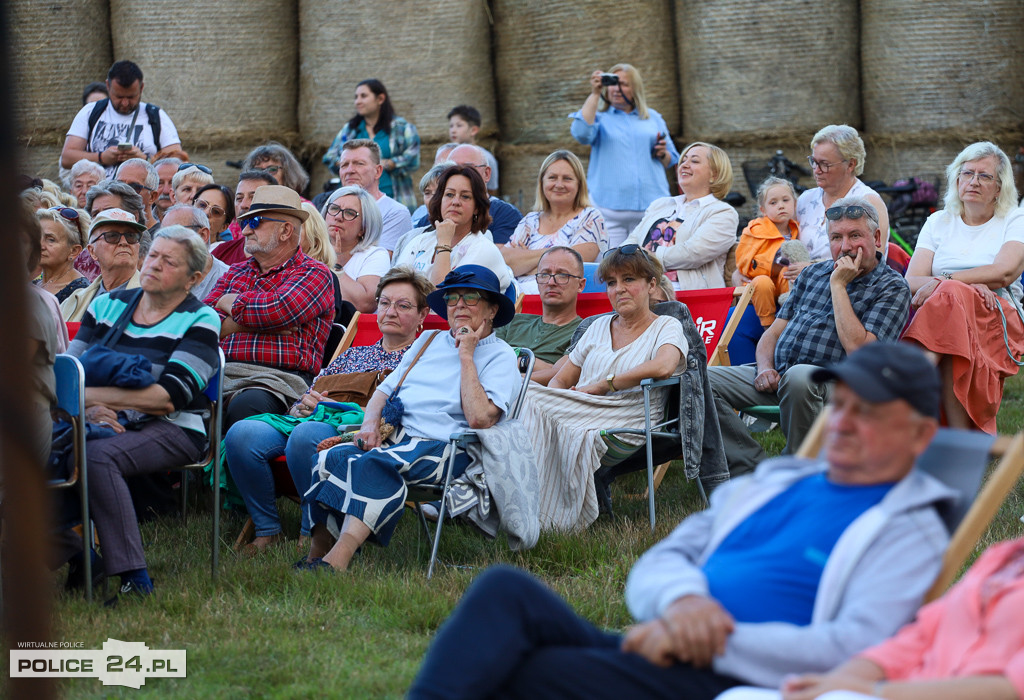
[87,98,163,151]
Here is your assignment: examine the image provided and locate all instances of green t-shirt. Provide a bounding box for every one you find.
[497,314,582,364]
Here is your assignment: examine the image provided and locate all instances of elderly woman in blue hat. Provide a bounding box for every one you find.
[297,265,520,571]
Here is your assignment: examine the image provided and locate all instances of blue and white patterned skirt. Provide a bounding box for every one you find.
[302,427,469,546]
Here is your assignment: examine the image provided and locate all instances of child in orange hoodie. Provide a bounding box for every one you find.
[733,177,800,327]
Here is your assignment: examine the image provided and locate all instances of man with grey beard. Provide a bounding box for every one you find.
[708,196,911,474]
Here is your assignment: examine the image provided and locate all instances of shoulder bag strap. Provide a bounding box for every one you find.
[391,330,441,393]
[97,289,145,348]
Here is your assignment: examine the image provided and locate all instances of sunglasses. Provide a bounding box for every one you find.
[241,215,287,230]
[50,206,80,222]
[177,163,213,175]
[91,230,143,245]
[604,243,651,259]
[123,181,154,193]
[442,291,484,306]
[325,203,360,221]
[195,199,226,217]
[825,205,870,221]
[260,165,282,175]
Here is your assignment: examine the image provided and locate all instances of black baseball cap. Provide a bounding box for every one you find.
[811,342,940,418]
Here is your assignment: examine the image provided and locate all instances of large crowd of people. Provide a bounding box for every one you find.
[20,58,1024,696]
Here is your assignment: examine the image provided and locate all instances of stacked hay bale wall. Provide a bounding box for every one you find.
[299,0,496,192]
[861,0,1024,185]
[491,0,678,204]
[109,0,300,182]
[11,0,113,181]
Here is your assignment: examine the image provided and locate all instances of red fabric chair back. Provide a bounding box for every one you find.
[519,287,736,356]
[352,312,449,346]
[66,322,81,340]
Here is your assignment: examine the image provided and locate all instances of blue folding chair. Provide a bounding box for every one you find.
[582,262,607,293]
[52,354,94,600]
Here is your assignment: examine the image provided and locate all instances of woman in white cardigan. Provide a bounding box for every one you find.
[624,141,738,290]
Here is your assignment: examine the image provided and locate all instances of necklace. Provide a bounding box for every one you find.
[381,338,412,354]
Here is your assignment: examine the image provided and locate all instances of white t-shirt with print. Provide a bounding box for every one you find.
[67,100,180,177]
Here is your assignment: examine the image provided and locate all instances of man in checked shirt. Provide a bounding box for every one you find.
[709,196,911,476]
[204,185,334,429]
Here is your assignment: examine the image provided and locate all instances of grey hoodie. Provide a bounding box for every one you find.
[625,456,956,687]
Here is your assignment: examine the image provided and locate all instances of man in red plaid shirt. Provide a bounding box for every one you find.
[204,185,334,428]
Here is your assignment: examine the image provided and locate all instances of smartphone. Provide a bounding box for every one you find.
[117,142,131,152]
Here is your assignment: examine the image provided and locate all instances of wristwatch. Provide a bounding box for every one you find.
[606,373,616,392]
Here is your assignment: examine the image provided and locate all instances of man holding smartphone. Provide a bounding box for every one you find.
[60,60,182,177]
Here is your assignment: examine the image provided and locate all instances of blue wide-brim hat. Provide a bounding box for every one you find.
[427,265,517,328]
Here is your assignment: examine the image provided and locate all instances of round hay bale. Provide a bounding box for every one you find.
[180,146,254,188]
[10,0,112,142]
[17,144,63,183]
[299,0,495,147]
[676,0,859,142]
[492,0,679,144]
[863,136,968,187]
[109,0,298,144]
[862,0,1024,136]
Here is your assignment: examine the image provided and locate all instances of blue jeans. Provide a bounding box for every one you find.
[224,420,339,537]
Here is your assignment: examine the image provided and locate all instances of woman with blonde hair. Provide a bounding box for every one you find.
[904,141,1024,433]
[35,206,91,302]
[502,150,607,293]
[624,141,738,290]
[571,63,680,247]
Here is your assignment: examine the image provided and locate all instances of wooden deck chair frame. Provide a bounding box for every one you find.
[172,348,226,580]
[795,410,1024,604]
[51,354,94,600]
[707,284,754,367]
[328,313,360,365]
[407,348,535,580]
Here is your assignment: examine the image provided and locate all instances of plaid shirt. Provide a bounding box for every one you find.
[774,255,910,374]
[322,116,421,211]
[204,248,334,375]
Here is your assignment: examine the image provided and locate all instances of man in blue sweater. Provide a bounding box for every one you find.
[409,342,954,700]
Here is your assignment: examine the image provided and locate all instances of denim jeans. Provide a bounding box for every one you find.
[224,420,339,537]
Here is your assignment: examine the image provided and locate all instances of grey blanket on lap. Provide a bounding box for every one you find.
[445,419,540,551]
[222,362,309,407]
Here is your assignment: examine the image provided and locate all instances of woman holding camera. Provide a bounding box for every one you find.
[571,64,679,247]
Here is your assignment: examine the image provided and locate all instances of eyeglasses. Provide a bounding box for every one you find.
[122,181,154,193]
[241,215,287,230]
[825,205,870,221]
[535,272,583,285]
[177,163,213,175]
[195,200,226,217]
[90,230,143,245]
[50,206,80,222]
[807,157,848,173]
[260,165,282,175]
[325,203,360,220]
[958,169,996,185]
[443,291,483,306]
[377,298,417,313]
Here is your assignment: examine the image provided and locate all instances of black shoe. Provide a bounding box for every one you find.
[65,551,106,593]
[104,580,153,608]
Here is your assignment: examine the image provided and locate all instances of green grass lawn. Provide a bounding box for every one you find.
[45,374,1024,698]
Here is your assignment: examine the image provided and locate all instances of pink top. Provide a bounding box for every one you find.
[858,537,1024,698]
